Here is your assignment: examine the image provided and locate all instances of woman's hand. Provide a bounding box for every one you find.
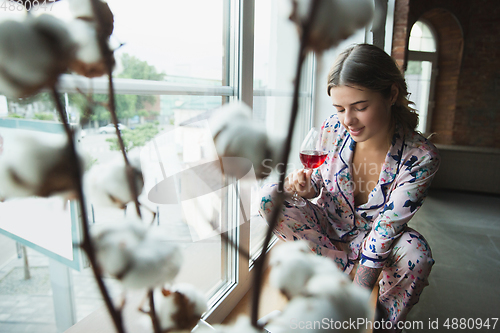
[284,169,316,199]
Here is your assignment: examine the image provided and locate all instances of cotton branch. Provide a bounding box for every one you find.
[51,86,126,333]
[149,290,162,333]
[250,0,321,328]
[89,0,142,220]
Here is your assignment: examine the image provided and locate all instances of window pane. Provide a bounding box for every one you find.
[109,0,225,82]
[250,94,312,258]
[251,0,312,258]
[75,93,226,296]
[48,0,225,83]
[406,61,433,133]
[254,0,299,91]
[409,21,436,52]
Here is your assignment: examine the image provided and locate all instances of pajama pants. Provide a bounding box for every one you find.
[259,184,434,331]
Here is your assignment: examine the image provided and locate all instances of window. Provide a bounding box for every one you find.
[250,0,315,260]
[0,0,315,331]
[406,20,438,135]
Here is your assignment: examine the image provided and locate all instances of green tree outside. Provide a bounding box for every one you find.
[73,53,166,124]
[33,112,55,121]
[106,122,159,152]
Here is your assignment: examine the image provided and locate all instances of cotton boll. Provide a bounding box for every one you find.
[269,240,312,271]
[91,219,183,288]
[68,0,94,19]
[209,102,283,178]
[307,254,351,281]
[84,156,144,208]
[214,121,269,177]
[289,0,374,53]
[120,231,182,289]
[0,74,26,101]
[155,283,207,332]
[270,240,346,278]
[269,241,316,299]
[265,296,341,333]
[269,253,315,300]
[0,15,74,97]
[66,0,115,78]
[0,133,84,198]
[306,274,372,325]
[0,9,26,24]
[32,14,75,55]
[68,0,114,36]
[67,19,108,78]
[270,240,311,264]
[269,240,351,299]
[0,21,49,89]
[209,101,251,136]
[91,219,148,278]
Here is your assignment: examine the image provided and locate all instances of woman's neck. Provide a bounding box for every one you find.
[356,122,395,153]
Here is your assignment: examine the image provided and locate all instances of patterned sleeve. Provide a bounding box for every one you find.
[360,143,440,269]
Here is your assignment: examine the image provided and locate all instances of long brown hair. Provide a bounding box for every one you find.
[327,44,418,134]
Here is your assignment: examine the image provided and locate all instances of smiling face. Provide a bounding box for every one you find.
[330,84,397,149]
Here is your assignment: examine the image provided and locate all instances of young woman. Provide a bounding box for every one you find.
[259,44,440,329]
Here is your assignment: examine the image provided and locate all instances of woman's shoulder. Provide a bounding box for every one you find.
[404,131,440,161]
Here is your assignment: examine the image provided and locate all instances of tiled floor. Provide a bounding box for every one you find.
[406,189,500,332]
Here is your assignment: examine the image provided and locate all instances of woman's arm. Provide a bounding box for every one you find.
[353,265,382,290]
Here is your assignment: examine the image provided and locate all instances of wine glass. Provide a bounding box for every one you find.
[287,127,330,207]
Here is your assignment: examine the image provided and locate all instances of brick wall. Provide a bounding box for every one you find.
[391,0,500,148]
[453,1,500,148]
[391,0,409,71]
[422,9,462,145]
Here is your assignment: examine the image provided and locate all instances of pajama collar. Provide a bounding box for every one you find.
[335,126,405,215]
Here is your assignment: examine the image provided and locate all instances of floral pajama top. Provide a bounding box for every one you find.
[310,114,440,270]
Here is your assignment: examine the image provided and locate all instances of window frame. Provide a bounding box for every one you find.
[53,0,260,324]
[407,19,439,135]
[2,0,317,326]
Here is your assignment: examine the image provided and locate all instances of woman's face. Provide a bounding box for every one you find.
[330,85,396,147]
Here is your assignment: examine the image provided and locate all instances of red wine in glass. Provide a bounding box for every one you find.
[300,150,328,169]
[287,127,331,207]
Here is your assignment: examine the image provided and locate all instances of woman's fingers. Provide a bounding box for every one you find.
[284,172,296,193]
[296,169,308,187]
[294,169,312,191]
[285,169,315,195]
[285,170,300,193]
[283,169,316,199]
